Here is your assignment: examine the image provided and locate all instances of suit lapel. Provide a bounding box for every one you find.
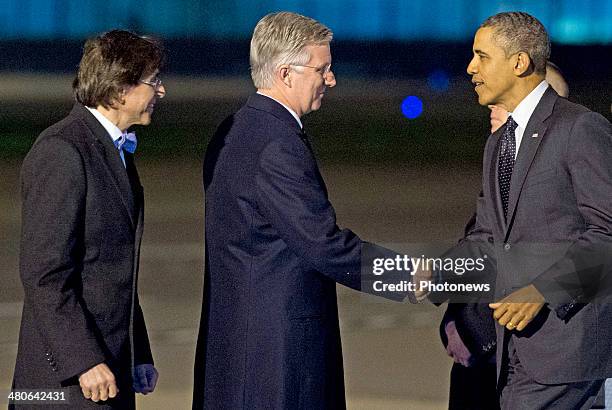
[247,94,329,197]
[300,131,329,198]
[504,88,557,239]
[125,152,144,215]
[72,104,137,229]
[485,128,506,234]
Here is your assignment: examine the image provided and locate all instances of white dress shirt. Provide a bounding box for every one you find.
[508,80,549,159]
[85,106,127,167]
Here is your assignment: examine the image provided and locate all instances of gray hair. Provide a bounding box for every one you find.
[481,12,550,74]
[250,12,333,89]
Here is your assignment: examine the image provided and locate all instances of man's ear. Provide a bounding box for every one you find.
[277,64,292,87]
[113,89,127,107]
[514,52,532,76]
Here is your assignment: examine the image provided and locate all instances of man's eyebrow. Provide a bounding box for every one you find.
[474,49,489,57]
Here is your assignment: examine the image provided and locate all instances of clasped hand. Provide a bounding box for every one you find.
[413,265,432,301]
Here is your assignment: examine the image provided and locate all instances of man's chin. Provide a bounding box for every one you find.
[477,94,491,107]
[310,100,322,112]
[139,113,152,126]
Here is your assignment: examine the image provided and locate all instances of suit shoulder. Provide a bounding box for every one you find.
[23,117,88,173]
[550,98,610,136]
[552,98,609,124]
[35,114,91,147]
[240,104,300,140]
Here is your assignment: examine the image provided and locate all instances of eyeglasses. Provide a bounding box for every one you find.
[140,76,165,98]
[291,64,334,79]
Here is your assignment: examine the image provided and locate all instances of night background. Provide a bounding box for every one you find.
[1,0,611,408]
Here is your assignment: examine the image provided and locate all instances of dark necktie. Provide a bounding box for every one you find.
[498,116,518,220]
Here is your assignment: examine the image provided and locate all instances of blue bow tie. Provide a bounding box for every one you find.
[114,132,137,154]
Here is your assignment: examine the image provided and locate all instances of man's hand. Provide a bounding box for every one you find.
[133,364,159,395]
[444,320,473,367]
[489,284,545,331]
[413,265,432,301]
[78,363,118,402]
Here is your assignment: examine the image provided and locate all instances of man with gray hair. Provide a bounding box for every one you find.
[193,11,420,409]
[440,11,612,408]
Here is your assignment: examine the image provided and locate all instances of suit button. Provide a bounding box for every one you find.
[504,243,511,251]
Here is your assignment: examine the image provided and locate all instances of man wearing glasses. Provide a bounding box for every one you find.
[194,11,422,410]
[11,30,164,409]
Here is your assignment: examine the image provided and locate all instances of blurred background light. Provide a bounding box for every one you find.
[401,96,424,119]
[427,69,450,92]
[0,0,610,43]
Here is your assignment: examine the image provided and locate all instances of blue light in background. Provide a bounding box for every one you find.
[0,0,610,42]
[427,69,450,92]
[401,96,424,119]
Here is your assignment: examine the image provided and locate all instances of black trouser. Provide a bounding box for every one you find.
[499,336,603,410]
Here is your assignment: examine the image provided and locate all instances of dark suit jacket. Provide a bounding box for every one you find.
[194,94,412,410]
[12,103,153,409]
[443,87,612,384]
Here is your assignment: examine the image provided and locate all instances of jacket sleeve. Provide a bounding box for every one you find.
[532,111,612,319]
[439,212,497,360]
[254,137,414,302]
[19,137,106,383]
[133,293,154,365]
[430,191,498,304]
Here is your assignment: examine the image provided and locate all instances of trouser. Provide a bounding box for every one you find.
[449,360,499,410]
[499,336,604,410]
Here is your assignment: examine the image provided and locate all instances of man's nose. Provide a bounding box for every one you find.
[467,57,478,75]
[156,84,166,98]
[325,71,336,88]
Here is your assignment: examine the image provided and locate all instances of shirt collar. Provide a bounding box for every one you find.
[256,91,303,129]
[509,80,549,130]
[85,106,124,143]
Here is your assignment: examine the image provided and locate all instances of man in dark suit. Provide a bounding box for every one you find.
[441,11,611,409]
[11,30,165,409]
[441,61,571,410]
[193,11,422,410]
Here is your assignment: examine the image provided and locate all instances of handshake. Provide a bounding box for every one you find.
[412,264,433,301]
